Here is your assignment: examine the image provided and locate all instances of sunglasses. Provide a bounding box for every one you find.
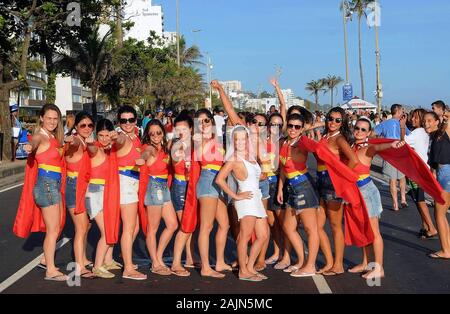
[78,123,94,129]
[354,126,368,132]
[252,120,266,127]
[119,118,136,124]
[327,117,342,123]
[198,118,211,124]
[270,123,283,128]
[287,124,302,130]
[150,131,163,136]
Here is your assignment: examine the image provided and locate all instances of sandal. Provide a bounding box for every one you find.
[283,265,299,273]
[171,269,191,277]
[274,261,290,270]
[151,266,172,276]
[239,274,263,282]
[44,274,68,282]
[80,270,96,279]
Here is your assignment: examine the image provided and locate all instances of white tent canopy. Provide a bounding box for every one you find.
[341,97,377,112]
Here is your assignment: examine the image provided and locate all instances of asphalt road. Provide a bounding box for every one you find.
[1,158,449,294]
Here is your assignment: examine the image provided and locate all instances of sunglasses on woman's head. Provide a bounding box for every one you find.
[78,123,94,129]
[150,130,163,136]
[255,121,266,127]
[327,117,342,123]
[354,126,368,132]
[119,118,136,124]
[287,124,302,130]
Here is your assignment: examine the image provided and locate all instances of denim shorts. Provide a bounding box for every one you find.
[196,169,222,199]
[359,180,383,218]
[119,174,139,205]
[65,176,77,209]
[259,179,270,200]
[317,172,343,203]
[286,176,320,212]
[268,178,282,211]
[85,184,104,220]
[171,181,187,211]
[144,178,171,206]
[437,164,450,192]
[33,176,61,208]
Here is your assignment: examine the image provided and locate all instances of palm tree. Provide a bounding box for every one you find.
[323,75,344,108]
[56,26,114,120]
[305,80,325,111]
[168,36,203,66]
[349,0,370,100]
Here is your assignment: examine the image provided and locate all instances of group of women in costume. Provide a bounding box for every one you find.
[14,80,450,283]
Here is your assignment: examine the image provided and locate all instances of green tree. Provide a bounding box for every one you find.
[305,79,325,111]
[168,35,203,66]
[323,75,344,108]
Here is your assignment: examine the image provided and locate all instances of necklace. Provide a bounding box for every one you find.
[324,131,340,139]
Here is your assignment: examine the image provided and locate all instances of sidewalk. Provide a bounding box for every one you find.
[0,160,26,190]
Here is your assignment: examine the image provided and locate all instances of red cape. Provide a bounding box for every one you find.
[300,136,374,247]
[181,157,201,233]
[13,148,67,238]
[74,150,91,215]
[369,138,445,205]
[103,146,121,245]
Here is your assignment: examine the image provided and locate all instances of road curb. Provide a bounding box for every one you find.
[0,161,26,179]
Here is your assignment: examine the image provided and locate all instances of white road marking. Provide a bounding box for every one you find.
[0,237,71,293]
[0,183,24,194]
[312,275,333,294]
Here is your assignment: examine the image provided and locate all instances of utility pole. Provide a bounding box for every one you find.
[342,0,350,83]
[176,0,180,67]
[374,0,383,115]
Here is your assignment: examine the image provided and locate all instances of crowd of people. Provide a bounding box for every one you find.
[13,80,450,284]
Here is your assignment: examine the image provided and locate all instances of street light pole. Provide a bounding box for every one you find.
[176,0,180,67]
[374,0,383,115]
[342,0,350,83]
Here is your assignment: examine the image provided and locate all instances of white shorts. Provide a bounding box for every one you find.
[85,184,104,220]
[119,174,139,205]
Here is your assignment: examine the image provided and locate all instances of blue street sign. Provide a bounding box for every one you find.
[343,83,353,102]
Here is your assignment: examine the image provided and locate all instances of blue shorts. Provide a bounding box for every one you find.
[286,176,320,212]
[33,176,61,208]
[171,181,187,211]
[144,177,171,206]
[65,176,77,209]
[268,178,282,211]
[259,179,270,200]
[196,169,222,199]
[317,171,343,203]
[359,180,383,218]
[437,165,450,193]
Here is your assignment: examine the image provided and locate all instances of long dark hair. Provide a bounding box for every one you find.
[175,110,194,129]
[324,107,352,142]
[142,119,168,152]
[96,118,114,134]
[67,111,94,136]
[411,108,427,129]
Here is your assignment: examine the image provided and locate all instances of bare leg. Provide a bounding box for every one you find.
[324,201,345,275]
[293,208,319,275]
[248,218,269,274]
[317,202,333,273]
[431,193,450,258]
[282,208,304,269]
[156,202,178,266]
[390,179,399,211]
[399,177,407,205]
[237,216,256,278]
[94,212,112,269]
[215,198,232,272]
[68,208,91,276]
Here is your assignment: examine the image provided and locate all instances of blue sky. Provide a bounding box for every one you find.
[158,0,450,109]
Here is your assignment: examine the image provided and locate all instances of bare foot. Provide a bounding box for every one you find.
[264,255,279,265]
[122,269,147,280]
[322,266,345,276]
[215,263,232,272]
[254,262,266,272]
[201,269,226,279]
[348,263,368,273]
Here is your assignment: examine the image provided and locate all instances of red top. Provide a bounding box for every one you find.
[35,138,63,169]
[200,139,224,168]
[173,159,186,176]
[148,149,170,177]
[280,141,307,178]
[91,156,109,181]
[117,136,141,168]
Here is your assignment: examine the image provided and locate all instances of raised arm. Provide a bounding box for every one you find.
[86,136,99,157]
[215,161,253,201]
[270,78,287,131]
[336,136,359,169]
[211,80,245,126]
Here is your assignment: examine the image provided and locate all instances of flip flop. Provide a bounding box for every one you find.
[80,270,96,279]
[428,252,450,260]
[36,263,47,270]
[255,265,266,272]
[239,275,263,282]
[322,270,345,276]
[254,273,268,280]
[264,256,279,265]
[290,271,316,278]
[274,262,290,270]
[151,266,172,276]
[421,233,438,240]
[171,269,191,277]
[84,262,94,269]
[283,265,299,273]
[44,274,68,282]
[201,271,226,279]
[122,273,147,281]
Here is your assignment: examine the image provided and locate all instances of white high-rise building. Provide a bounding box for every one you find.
[123,0,163,41]
[219,81,242,94]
